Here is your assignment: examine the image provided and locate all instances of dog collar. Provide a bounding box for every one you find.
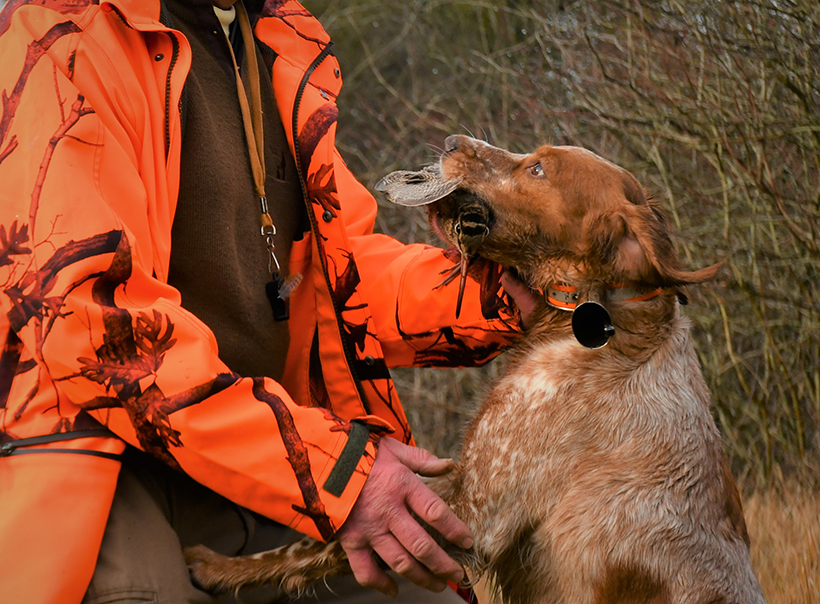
[545,283,662,311]
[546,284,581,310]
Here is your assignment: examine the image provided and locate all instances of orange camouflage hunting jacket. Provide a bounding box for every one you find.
[0,0,520,601]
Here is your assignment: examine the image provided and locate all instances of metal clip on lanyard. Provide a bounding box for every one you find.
[230,1,289,321]
[259,196,280,273]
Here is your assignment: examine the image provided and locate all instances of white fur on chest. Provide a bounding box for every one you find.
[453,325,729,584]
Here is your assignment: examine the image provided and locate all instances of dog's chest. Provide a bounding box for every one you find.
[452,333,717,541]
[452,340,591,519]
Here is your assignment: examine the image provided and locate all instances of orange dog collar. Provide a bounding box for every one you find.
[546,283,662,311]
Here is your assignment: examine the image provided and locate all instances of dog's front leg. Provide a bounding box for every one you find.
[184,537,350,597]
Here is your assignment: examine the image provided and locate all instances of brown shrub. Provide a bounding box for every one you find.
[305,0,820,486]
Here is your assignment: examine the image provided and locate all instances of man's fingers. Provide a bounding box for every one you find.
[370,534,449,593]
[419,456,457,477]
[501,270,539,328]
[338,438,472,596]
[385,438,456,477]
[385,438,474,549]
[499,270,526,294]
[389,512,465,584]
[346,547,398,597]
[405,480,473,550]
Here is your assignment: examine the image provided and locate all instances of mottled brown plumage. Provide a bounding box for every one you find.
[374,164,461,207]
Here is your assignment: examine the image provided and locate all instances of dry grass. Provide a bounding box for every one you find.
[745,484,820,603]
[470,485,820,604]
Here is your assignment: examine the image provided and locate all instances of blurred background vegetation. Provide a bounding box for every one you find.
[303,0,820,491]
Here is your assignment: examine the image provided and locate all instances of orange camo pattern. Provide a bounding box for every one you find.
[0,1,520,602]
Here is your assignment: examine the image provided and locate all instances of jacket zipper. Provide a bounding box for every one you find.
[163,32,181,158]
[102,3,179,159]
[0,429,121,461]
[291,43,372,414]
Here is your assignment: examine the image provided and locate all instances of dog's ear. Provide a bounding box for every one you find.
[617,202,722,286]
[586,169,721,286]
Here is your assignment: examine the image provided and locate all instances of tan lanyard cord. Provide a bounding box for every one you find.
[234,1,264,193]
[228,1,280,271]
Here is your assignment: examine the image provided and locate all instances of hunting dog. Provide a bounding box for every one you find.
[185,136,767,604]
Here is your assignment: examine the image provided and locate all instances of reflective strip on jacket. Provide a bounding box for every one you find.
[0,1,521,601]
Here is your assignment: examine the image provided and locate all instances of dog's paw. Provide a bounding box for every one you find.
[183,544,228,592]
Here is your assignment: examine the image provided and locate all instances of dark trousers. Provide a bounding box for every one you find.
[82,448,465,604]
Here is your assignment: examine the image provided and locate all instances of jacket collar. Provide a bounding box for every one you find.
[102,0,265,31]
[101,0,163,28]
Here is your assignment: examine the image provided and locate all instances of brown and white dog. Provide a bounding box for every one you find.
[185,136,767,604]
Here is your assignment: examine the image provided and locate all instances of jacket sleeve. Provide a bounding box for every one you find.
[333,150,523,368]
[0,8,370,542]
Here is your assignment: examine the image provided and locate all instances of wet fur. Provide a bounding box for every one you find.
[185,137,766,603]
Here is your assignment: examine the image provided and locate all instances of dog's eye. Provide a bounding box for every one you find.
[529,162,544,177]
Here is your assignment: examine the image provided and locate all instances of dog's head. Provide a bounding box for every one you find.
[433,135,720,293]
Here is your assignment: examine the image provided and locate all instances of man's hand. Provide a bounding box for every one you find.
[501,270,540,329]
[336,437,472,597]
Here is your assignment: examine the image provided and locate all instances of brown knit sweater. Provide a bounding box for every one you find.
[165,0,307,381]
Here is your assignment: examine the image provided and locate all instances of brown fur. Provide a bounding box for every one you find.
[185,136,766,604]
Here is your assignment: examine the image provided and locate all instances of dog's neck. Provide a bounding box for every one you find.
[521,277,682,363]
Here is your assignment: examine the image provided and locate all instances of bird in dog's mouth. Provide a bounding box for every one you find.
[375,165,493,318]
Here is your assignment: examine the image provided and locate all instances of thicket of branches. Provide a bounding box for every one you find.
[306,0,820,488]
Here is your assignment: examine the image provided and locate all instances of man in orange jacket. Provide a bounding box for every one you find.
[0,1,534,602]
